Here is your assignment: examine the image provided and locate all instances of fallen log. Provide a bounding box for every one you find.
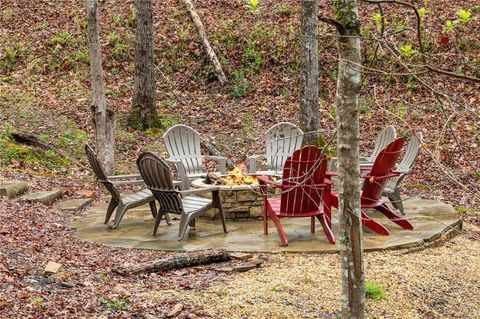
[113,251,231,276]
[202,142,235,170]
[11,133,87,169]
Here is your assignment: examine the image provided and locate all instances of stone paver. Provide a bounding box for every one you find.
[20,190,61,205]
[0,181,28,198]
[71,197,461,253]
[55,198,93,211]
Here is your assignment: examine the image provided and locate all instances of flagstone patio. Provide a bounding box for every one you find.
[71,197,461,253]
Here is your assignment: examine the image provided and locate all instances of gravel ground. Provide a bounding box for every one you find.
[145,223,480,319]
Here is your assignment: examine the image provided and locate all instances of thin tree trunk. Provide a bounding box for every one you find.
[300,0,320,145]
[129,0,159,130]
[334,1,365,318]
[181,0,228,85]
[86,0,115,174]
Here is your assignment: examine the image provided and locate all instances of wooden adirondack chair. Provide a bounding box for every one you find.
[330,138,414,235]
[383,132,423,215]
[163,124,227,189]
[85,144,162,229]
[248,122,304,176]
[137,152,227,239]
[360,125,397,167]
[257,146,334,246]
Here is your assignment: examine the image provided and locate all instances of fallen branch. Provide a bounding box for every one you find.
[181,0,228,84]
[202,142,235,170]
[113,251,232,276]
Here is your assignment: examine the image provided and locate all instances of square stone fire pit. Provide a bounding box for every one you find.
[191,178,265,220]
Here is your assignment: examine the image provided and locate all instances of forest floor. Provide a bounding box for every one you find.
[1,0,480,318]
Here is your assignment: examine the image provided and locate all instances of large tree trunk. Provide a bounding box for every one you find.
[334,1,365,318]
[299,0,320,145]
[128,0,159,130]
[181,0,228,85]
[86,0,115,174]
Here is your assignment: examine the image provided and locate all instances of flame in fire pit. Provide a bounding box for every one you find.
[214,164,259,186]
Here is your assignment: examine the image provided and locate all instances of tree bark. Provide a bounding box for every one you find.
[299,0,320,145]
[334,1,365,318]
[86,0,116,174]
[113,251,231,275]
[181,0,228,85]
[129,0,159,130]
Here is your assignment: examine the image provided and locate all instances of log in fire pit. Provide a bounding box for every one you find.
[191,166,274,220]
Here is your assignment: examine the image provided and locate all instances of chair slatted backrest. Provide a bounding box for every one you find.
[385,132,422,190]
[362,138,405,206]
[279,146,328,215]
[368,125,396,162]
[163,124,203,175]
[137,152,183,214]
[85,144,120,198]
[265,122,304,172]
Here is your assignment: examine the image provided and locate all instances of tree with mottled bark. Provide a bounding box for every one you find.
[299,0,320,145]
[86,0,116,174]
[128,0,159,130]
[333,0,365,318]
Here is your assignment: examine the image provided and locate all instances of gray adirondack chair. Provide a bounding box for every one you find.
[383,132,423,215]
[361,125,397,163]
[137,152,227,239]
[163,124,227,189]
[247,122,304,176]
[85,144,166,229]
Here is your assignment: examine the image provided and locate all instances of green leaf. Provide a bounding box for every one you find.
[418,8,427,19]
[457,9,472,24]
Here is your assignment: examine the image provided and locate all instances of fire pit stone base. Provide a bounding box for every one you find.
[191,179,266,220]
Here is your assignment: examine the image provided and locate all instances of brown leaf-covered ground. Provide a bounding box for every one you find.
[1,0,479,318]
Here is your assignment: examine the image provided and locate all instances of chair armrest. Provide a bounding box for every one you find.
[202,155,227,174]
[247,154,265,173]
[110,180,145,186]
[108,174,142,180]
[165,158,190,190]
[361,172,399,181]
[179,186,220,196]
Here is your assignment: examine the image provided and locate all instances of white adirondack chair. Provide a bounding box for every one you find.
[247,122,304,176]
[383,132,423,215]
[163,124,227,189]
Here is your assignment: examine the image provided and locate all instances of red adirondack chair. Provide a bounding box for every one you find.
[330,138,414,235]
[257,146,335,246]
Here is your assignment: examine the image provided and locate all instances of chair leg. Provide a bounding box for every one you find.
[317,214,335,244]
[375,203,413,230]
[152,210,166,236]
[269,211,288,246]
[310,216,315,233]
[217,205,228,234]
[388,189,405,215]
[323,186,332,228]
[110,202,128,229]
[104,198,119,224]
[178,213,192,240]
[263,206,268,235]
[148,200,157,219]
[361,210,390,235]
[164,212,172,225]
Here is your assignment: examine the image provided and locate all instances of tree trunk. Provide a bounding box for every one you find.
[129,0,159,130]
[86,0,116,174]
[299,0,320,145]
[334,1,365,318]
[113,251,231,275]
[181,0,228,85]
